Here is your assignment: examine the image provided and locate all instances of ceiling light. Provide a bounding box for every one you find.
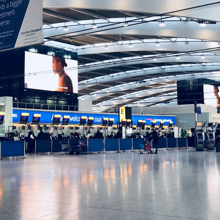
[129,44,133,48]
[176,56,180,60]
[105,45,108,49]
[159,21,165,27]
[156,42,160,47]
[92,24,97,29]
[153,58,157,61]
[199,23,206,27]
[201,55,205,59]
[124,22,128,27]
[64,26,68,31]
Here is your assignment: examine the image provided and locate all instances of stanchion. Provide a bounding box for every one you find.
[0,142,1,160]
[176,138,179,150]
[34,140,36,154]
[50,139,53,155]
[131,138,134,152]
[118,138,121,153]
[186,138,189,149]
[22,141,26,159]
[166,138,168,150]
[103,138,106,154]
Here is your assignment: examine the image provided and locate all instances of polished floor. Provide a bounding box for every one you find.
[1,150,220,220]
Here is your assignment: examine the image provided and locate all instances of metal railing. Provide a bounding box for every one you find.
[13,102,78,111]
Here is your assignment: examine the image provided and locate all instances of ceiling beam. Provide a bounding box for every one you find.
[70,8,109,21]
[43,9,78,22]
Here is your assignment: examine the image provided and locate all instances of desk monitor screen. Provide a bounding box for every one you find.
[62,116,70,125]
[208,123,213,127]
[137,120,142,128]
[108,120,113,127]
[108,119,114,127]
[0,112,5,124]
[53,115,61,124]
[87,117,94,126]
[20,113,29,124]
[198,133,203,139]
[121,120,126,126]
[151,121,156,128]
[126,119,131,126]
[80,116,87,125]
[0,115,4,124]
[102,118,108,126]
[32,114,41,124]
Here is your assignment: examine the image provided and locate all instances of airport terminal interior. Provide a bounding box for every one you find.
[1,0,220,219]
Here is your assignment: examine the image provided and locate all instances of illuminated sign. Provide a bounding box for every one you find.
[119,107,126,122]
[13,109,176,125]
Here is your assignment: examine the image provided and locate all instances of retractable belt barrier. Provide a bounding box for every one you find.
[0,137,191,159]
[22,138,190,155]
[0,141,25,159]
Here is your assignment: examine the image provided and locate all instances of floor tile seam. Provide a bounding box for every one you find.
[84,205,208,220]
[89,183,209,208]
[19,199,86,207]
[22,207,83,220]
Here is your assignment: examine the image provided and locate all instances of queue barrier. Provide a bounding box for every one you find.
[0,141,25,159]
[105,139,119,151]
[178,138,188,148]
[152,138,167,149]
[133,138,145,150]
[120,138,132,151]
[25,138,189,155]
[167,138,177,149]
[88,139,103,152]
[36,140,51,153]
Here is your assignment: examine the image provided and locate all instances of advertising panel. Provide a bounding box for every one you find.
[204,84,220,108]
[13,109,176,125]
[25,52,78,93]
[0,0,43,51]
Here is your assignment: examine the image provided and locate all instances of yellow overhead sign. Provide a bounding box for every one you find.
[119,107,126,122]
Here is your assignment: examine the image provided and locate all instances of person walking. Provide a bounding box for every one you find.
[151,128,159,154]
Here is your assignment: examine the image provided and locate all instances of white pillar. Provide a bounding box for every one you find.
[0,97,13,136]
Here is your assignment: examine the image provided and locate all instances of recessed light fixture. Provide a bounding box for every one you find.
[159,21,165,27]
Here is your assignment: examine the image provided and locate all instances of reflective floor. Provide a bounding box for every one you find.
[1,150,220,220]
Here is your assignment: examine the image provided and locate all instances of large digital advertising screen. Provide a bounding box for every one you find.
[25,52,78,93]
[204,84,220,108]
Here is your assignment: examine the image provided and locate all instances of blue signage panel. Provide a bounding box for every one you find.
[13,109,176,125]
[197,107,201,114]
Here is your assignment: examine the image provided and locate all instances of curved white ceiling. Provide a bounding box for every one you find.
[79,55,220,74]
[79,64,220,90]
[81,72,220,102]
[43,21,220,42]
[43,0,220,22]
[42,1,220,112]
